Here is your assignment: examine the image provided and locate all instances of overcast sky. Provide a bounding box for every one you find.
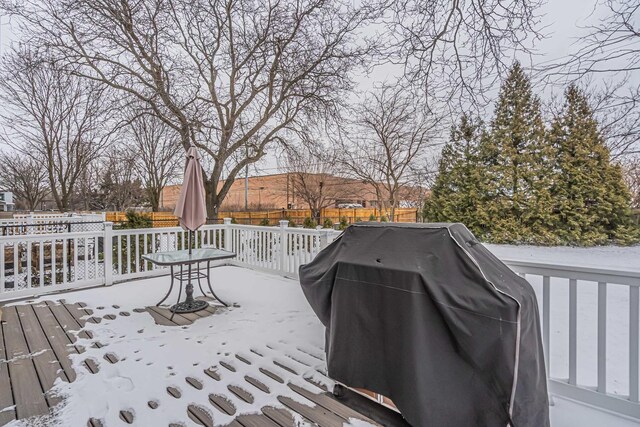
[0,0,628,176]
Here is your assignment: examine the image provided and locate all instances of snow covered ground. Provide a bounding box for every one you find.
[7,250,640,426]
[487,244,640,272]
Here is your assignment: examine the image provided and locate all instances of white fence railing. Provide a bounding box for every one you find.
[0,213,106,236]
[0,220,638,420]
[0,230,104,299]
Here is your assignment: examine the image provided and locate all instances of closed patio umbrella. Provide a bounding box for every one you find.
[172,146,209,313]
[174,146,207,237]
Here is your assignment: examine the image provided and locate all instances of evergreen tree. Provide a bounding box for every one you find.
[484,61,556,244]
[424,114,489,236]
[548,84,637,245]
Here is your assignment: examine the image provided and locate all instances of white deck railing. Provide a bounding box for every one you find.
[505,260,640,420]
[0,220,638,420]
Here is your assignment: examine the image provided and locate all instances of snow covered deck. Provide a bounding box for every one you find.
[0,265,638,426]
[0,266,412,427]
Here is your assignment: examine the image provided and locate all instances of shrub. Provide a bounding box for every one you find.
[259,218,270,226]
[231,217,238,224]
[121,211,152,229]
[115,211,153,273]
[338,216,349,230]
[303,217,318,229]
[380,215,389,222]
[286,215,297,228]
[369,214,377,221]
[355,217,362,222]
[323,218,334,228]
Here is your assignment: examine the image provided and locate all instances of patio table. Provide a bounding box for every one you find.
[142,248,236,315]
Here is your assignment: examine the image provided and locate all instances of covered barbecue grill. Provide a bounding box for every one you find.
[299,223,549,427]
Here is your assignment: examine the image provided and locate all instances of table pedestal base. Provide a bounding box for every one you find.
[171,299,208,313]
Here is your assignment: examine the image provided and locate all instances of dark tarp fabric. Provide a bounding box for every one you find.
[298,223,549,427]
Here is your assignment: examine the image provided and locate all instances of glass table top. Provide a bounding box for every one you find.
[142,248,236,266]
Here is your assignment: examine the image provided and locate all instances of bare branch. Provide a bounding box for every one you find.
[385,0,545,106]
[5,0,379,217]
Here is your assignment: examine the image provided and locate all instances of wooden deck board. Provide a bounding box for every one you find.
[261,407,297,427]
[31,302,80,381]
[0,312,16,425]
[44,301,99,374]
[277,396,345,427]
[288,383,381,426]
[1,306,49,419]
[63,303,91,328]
[45,301,87,340]
[147,306,191,326]
[235,413,281,427]
[15,304,65,407]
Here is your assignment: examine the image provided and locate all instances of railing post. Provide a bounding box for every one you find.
[104,222,113,286]
[223,218,232,252]
[0,240,4,293]
[27,214,34,235]
[279,220,289,274]
[319,229,331,251]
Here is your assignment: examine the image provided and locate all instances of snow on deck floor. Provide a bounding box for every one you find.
[10,266,332,426]
[8,264,640,426]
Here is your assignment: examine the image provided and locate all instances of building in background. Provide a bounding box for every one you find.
[0,191,15,212]
[160,173,427,211]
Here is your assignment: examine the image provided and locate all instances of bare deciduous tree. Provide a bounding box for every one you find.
[543,0,640,157]
[283,147,353,223]
[126,109,182,212]
[339,83,440,221]
[0,150,49,210]
[96,148,145,211]
[0,49,112,212]
[9,0,378,217]
[555,0,640,77]
[591,82,640,159]
[386,0,544,105]
[623,157,640,209]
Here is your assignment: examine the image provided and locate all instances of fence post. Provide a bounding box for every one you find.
[223,218,232,252]
[104,222,114,286]
[279,220,289,274]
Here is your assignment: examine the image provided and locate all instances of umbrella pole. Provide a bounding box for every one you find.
[172,228,207,313]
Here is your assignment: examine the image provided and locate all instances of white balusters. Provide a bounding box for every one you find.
[630,286,639,402]
[596,282,607,393]
[569,278,578,385]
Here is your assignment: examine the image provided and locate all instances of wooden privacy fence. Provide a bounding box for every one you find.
[106,211,181,227]
[106,208,419,227]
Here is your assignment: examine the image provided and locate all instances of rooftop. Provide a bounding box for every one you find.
[1,266,638,426]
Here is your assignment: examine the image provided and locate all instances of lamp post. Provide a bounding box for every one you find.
[258,186,265,209]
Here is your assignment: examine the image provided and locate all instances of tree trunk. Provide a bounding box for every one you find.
[148,187,160,212]
[205,179,219,220]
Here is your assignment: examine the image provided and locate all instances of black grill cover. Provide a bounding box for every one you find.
[299,223,549,427]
